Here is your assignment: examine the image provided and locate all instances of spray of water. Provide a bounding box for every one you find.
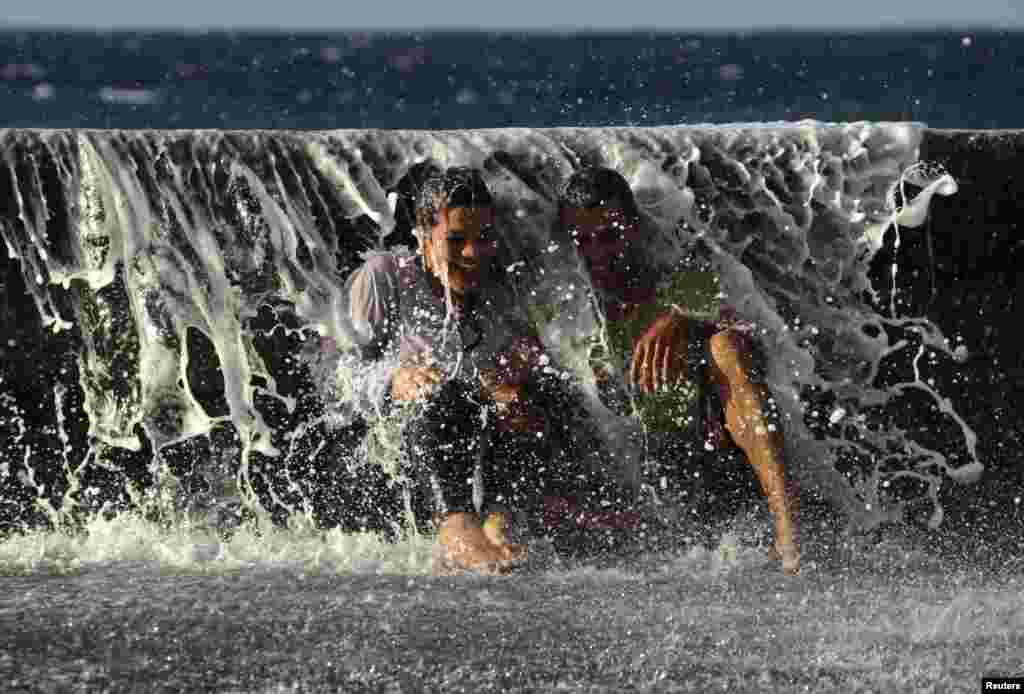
[0,123,981,573]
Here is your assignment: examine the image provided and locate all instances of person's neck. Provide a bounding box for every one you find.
[426,274,470,314]
[596,290,633,323]
[603,299,636,323]
[417,256,467,311]
[597,286,655,322]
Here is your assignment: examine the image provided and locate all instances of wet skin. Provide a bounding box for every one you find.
[391,203,530,573]
[564,204,800,574]
[391,205,544,424]
[421,205,498,300]
[391,205,499,403]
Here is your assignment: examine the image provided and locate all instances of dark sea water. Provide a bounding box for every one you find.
[1,29,1022,130]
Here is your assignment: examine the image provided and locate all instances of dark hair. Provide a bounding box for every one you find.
[414,167,494,230]
[393,162,442,225]
[385,161,442,250]
[558,167,640,218]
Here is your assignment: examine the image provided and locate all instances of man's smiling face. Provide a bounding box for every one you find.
[422,206,498,298]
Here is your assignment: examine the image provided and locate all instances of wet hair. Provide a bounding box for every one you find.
[386,161,443,249]
[414,167,495,230]
[558,167,641,219]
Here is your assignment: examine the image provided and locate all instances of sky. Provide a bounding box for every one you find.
[1,0,1021,31]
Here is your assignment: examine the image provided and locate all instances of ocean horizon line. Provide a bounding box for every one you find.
[1,23,1022,37]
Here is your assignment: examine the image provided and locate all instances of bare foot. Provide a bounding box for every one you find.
[482,510,528,562]
[432,512,527,576]
[767,543,801,575]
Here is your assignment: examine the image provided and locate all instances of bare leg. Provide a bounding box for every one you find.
[708,330,800,575]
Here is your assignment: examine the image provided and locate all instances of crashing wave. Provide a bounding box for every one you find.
[0,122,980,533]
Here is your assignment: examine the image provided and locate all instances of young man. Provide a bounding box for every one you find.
[553,167,801,575]
[341,166,610,574]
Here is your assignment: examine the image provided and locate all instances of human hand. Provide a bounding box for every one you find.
[485,379,522,406]
[479,370,542,433]
[630,311,688,394]
[391,364,443,402]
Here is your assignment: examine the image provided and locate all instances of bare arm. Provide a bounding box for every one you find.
[341,255,405,412]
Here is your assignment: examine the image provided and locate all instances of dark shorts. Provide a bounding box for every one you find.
[400,373,625,529]
[646,427,761,519]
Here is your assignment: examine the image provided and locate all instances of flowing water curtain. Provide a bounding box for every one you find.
[663,124,978,529]
[0,124,981,532]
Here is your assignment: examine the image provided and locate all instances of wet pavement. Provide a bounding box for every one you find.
[3,546,1022,693]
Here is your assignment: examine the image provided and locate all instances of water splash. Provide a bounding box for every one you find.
[0,123,982,571]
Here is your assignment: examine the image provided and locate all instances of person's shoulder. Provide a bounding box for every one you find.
[358,250,403,275]
[353,249,422,286]
[348,251,408,309]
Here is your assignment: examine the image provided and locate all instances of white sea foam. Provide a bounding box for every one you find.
[0,122,981,572]
[0,501,433,577]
